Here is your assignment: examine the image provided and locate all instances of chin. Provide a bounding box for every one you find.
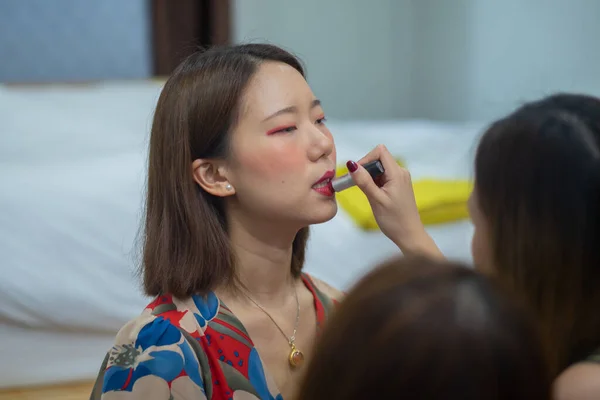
[309,202,338,225]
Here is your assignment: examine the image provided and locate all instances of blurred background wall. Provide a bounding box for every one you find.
[0,0,153,82]
[1,0,599,122]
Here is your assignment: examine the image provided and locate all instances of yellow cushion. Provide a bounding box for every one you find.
[335,162,473,229]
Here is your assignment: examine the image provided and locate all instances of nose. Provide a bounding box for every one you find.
[307,125,334,162]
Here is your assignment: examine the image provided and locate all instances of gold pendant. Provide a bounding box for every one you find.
[288,343,304,367]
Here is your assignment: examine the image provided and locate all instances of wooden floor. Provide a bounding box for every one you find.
[0,380,94,400]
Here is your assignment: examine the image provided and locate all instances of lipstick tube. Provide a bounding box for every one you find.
[331,160,385,192]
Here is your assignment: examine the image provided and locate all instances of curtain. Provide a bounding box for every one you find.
[151,0,231,76]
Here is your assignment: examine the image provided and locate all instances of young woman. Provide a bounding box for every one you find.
[351,94,600,399]
[91,44,428,400]
[298,256,552,399]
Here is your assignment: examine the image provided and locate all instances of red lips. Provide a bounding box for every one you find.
[312,170,336,197]
[313,170,335,186]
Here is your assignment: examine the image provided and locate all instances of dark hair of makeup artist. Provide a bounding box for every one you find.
[299,256,551,400]
[473,93,600,375]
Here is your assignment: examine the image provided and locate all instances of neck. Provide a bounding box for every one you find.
[221,212,304,307]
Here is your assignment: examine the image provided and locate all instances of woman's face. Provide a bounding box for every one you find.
[468,190,494,273]
[224,61,337,229]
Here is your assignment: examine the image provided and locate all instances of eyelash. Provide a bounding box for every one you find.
[268,117,327,135]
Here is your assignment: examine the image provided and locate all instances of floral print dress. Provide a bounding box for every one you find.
[92,273,337,399]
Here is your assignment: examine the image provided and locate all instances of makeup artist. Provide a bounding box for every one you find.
[347,93,600,400]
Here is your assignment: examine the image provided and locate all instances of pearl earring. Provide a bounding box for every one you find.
[225,184,232,191]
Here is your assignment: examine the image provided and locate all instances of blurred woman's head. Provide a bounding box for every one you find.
[469,93,600,373]
[299,256,550,400]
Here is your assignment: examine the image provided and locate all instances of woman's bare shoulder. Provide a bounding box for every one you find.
[308,275,345,302]
[554,362,600,400]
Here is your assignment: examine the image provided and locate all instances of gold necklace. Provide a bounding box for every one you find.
[244,287,304,368]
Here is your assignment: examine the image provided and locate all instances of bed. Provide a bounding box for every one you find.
[0,80,483,389]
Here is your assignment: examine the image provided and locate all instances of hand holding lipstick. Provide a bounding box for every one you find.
[346,144,444,259]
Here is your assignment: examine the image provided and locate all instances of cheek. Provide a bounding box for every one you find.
[235,142,305,180]
[471,225,493,273]
[471,230,484,265]
[330,135,337,162]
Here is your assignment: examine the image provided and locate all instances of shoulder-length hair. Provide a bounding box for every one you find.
[474,93,600,375]
[141,44,310,298]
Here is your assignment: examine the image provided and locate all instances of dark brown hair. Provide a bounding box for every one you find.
[141,44,310,298]
[474,93,600,375]
[299,256,551,400]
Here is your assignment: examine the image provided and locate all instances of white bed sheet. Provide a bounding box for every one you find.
[0,81,484,387]
[0,323,115,387]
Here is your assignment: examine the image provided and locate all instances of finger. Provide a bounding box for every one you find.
[356,145,383,166]
[355,145,397,187]
[346,160,385,203]
[358,144,403,181]
[355,145,393,185]
[377,144,403,177]
[356,144,400,182]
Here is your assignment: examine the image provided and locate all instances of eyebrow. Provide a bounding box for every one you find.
[262,99,322,122]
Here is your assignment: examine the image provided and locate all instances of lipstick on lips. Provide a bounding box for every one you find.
[331,160,385,192]
[312,170,335,197]
[312,171,335,197]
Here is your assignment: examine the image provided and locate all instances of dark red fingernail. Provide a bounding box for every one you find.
[346,160,358,173]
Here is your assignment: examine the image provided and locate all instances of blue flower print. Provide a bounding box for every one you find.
[192,291,220,328]
[247,348,283,400]
[102,316,204,393]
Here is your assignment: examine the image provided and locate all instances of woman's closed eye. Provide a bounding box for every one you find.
[266,125,297,135]
[265,116,326,135]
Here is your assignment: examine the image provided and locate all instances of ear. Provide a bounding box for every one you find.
[191,159,235,197]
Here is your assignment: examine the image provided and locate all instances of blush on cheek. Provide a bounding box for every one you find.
[242,146,305,178]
